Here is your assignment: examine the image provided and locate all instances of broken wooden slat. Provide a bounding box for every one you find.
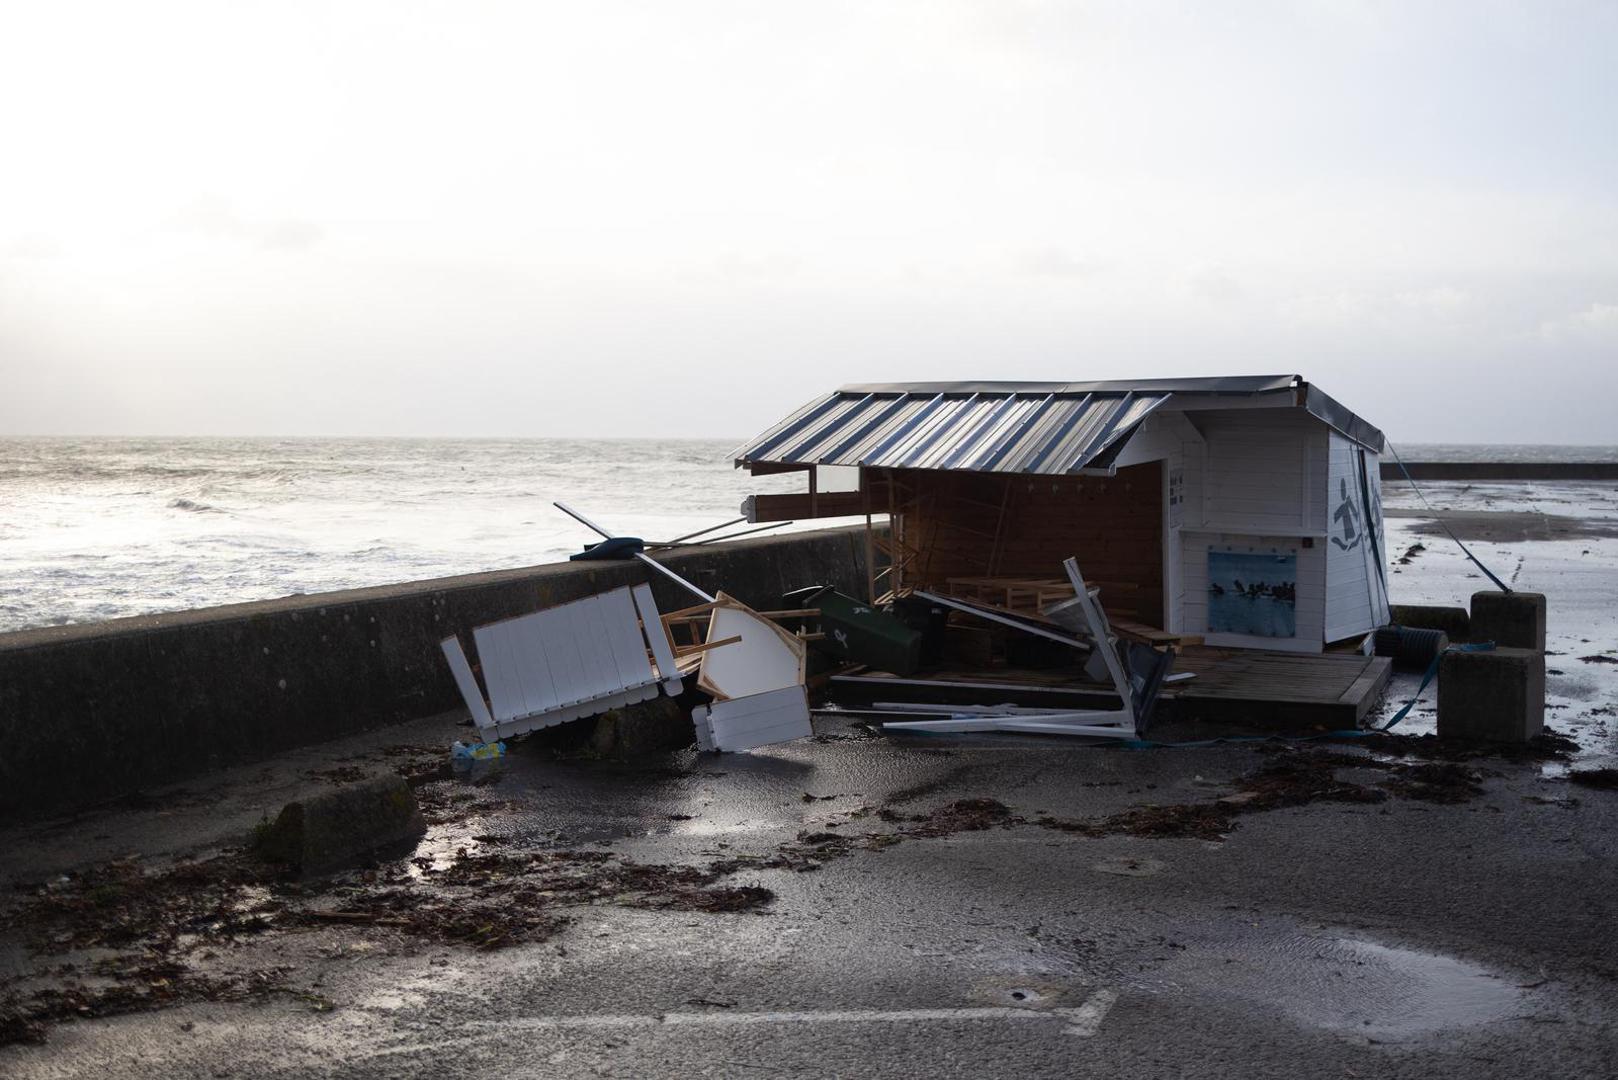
[673,634,743,657]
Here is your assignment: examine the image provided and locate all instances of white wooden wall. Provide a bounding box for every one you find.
[1107,407,1386,651]
[1324,433,1392,642]
[1174,409,1329,652]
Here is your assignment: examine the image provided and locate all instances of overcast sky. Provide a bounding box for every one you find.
[1,1,1614,442]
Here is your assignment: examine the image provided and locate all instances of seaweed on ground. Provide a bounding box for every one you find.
[0,833,775,1045]
[1343,727,1577,763]
[1568,768,1618,790]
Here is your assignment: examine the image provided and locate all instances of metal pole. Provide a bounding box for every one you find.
[686,520,794,546]
[553,501,716,603]
[648,516,747,549]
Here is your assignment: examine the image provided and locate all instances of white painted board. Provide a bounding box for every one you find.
[440,635,496,733]
[706,685,812,752]
[632,583,686,695]
[696,603,803,701]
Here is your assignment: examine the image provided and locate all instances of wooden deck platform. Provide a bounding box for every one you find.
[828,646,1394,730]
[1162,647,1393,728]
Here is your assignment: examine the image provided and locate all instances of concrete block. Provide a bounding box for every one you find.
[1470,591,1546,651]
[1437,647,1544,743]
[1389,604,1470,643]
[254,773,427,875]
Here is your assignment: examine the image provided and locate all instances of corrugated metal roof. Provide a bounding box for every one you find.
[733,387,1170,476]
[734,375,1384,475]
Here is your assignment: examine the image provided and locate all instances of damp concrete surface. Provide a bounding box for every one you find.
[2,480,1616,1078]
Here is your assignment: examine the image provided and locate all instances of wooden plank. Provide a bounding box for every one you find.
[509,610,563,716]
[706,685,812,751]
[673,634,743,657]
[632,583,684,693]
[662,600,724,622]
[440,635,496,732]
[599,586,656,689]
[576,596,621,705]
[748,490,867,521]
[1338,656,1394,721]
[472,622,525,724]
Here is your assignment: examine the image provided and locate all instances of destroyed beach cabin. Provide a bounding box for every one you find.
[735,375,1391,655]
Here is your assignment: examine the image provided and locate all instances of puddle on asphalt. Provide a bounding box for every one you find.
[1280,937,1523,1040]
[406,822,496,879]
[1153,931,1526,1042]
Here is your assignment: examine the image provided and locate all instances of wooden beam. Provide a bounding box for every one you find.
[673,634,743,657]
[661,600,724,623]
[746,490,867,522]
[745,461,814,476]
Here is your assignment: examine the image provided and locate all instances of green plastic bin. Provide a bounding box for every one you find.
[784,585,924,676]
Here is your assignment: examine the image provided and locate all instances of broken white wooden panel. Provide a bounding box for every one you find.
[702,685,812,752]
[632,583,686,695]
[871,701,1097,717]
[875,559,1151,742]
[880,713,1137,739]
[440,634,496,732]
[1059,558,1133,710]
[1039,589,1102,642]
[914,590,1091,651]
[695,593,806,701]
[691,705,717,752]
[462,586,666,740]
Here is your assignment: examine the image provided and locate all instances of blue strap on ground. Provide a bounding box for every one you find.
[1375,641,1495,732]
[1388,445,1512,593]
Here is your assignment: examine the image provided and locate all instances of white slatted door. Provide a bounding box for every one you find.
[466,587,668,739]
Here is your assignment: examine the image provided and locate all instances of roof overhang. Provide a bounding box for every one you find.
[733,375,1384,478]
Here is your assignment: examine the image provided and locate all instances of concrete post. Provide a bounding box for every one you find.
[1470,591,1546,652]
[1436,647,1545,743]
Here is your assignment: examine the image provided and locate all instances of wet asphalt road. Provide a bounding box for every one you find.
[3,482,1618,1078]
[4,721,1616,1079]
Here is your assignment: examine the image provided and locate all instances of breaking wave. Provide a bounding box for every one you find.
[168,498,222,514]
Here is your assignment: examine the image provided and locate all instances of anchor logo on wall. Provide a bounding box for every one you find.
[1332,478,1363,551]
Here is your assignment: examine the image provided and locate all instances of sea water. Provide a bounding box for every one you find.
[1,438,1612,633]
[0,437,807,632]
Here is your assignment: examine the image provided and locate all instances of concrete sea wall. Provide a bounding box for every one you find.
[0,526,869,819]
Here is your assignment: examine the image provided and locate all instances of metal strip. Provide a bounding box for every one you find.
[736,392,844,462]
[858,393,945,465]
[1021,393,1096,473]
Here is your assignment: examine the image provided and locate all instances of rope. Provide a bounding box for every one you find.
[1375,640,1495,731]
[1387,444,1512,593]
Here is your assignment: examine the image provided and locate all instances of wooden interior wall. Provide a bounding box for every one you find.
[894,461,1165,624]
